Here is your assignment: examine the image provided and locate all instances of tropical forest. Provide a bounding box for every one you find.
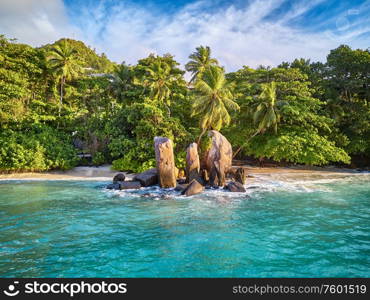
[0,35,369,173]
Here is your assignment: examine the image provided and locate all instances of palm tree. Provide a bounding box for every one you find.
[192,65,239,144]
[141,61,177,115]
[47,40,82,115]
[252,81,281,133]
[185,46,218,83]
[109,63,133,103]
[233,81,283,158]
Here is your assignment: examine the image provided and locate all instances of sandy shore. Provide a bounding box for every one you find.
[0,164,366,181]
[0,165,134,181]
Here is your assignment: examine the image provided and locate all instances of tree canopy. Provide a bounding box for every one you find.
[0,36,369,172]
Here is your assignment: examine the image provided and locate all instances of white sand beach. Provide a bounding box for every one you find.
[0,164,366,182]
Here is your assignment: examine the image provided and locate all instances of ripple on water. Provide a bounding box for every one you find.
[0,175,369,277]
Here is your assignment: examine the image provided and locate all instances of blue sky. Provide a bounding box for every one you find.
[1,0,369,71]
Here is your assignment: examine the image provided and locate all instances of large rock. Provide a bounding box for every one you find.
[133,168,158,187]
[226,181,246,192]
[113,173,126,183]
[175,183,188,192]
[186,143,201,183]
[206,130,232,187]
[119,181,142,190]
[201,169,209,184]
[154,137,176,188]
[181,179,204,196]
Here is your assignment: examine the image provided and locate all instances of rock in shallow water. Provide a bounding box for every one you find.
[206,130,232,187]
[106,183,120,190]
[234,167,246,185]
[133,168,158,187]
[175,183,188,192]
[181,179,204,196]
[154,137,177,188]
[226,181,246,192]
[113,173,126,183]
[119,181,142,190]
[186,142,201,183]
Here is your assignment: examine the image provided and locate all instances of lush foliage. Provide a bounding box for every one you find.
[0,125,77,172]
[0,34,369,172]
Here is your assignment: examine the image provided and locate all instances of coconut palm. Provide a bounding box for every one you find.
[233,81,283,158]
[109,63,133,103]
[192,65,239,143]
[47,40,82,115]
[185,46,218,83]
[141,61,178,115]
[252,81,281,133]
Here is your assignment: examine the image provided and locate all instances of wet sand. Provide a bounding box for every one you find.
[0,164,366,181]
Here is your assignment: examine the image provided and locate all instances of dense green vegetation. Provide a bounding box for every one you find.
[0,35,369,172]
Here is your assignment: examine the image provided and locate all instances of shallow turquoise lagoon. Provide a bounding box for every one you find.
[0,174,369,277]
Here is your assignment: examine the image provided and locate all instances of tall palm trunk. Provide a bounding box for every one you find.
[59,76,65,116]
[197,127,207,146]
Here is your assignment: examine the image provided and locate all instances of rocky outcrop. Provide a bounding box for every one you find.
[133,168,158,187]
[226,181,246,192]
[186,143,201,183]
[234,167,246,185]
[181,179,204,196]
[106,180,141,190]
[154,137,176,188]
[113,173,126,183]
[201,169,209,184]
[119,181,142,190]
[206,130,232,187]
[175,183,188,192]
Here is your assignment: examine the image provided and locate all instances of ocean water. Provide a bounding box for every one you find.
[0,174,369,277]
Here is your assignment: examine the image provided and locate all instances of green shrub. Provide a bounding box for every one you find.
[0,125,78,172]
[92,152,106,166]
[109,102,191,172]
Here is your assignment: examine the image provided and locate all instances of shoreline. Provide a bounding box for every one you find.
[0,164,368,181]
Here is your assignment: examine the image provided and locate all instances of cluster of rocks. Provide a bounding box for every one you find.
[107,130,247,196]
[106,168,158,190]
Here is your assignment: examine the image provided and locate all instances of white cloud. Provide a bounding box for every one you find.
[0,0,369,71]
[0,0,79,46]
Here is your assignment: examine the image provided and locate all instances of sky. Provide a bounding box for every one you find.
[0,0,369,71]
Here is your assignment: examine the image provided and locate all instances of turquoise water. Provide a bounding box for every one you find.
[0,174,369,277]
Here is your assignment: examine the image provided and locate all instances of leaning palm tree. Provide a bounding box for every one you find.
[233,81,283,157]
[185,46,218,83]
[47,40,82,115]
[140,61,177,115]
[192,65,239,144]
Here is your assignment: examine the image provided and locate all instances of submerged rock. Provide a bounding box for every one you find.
[160,194,172,200]
[134,168,158,187]
[106,183,120,190]
[226,181,246,192]
[206,130,232,187]
[113,173,126,183]
[119,181,142,190]
[154,137,176,188]
[182,179,204,196]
